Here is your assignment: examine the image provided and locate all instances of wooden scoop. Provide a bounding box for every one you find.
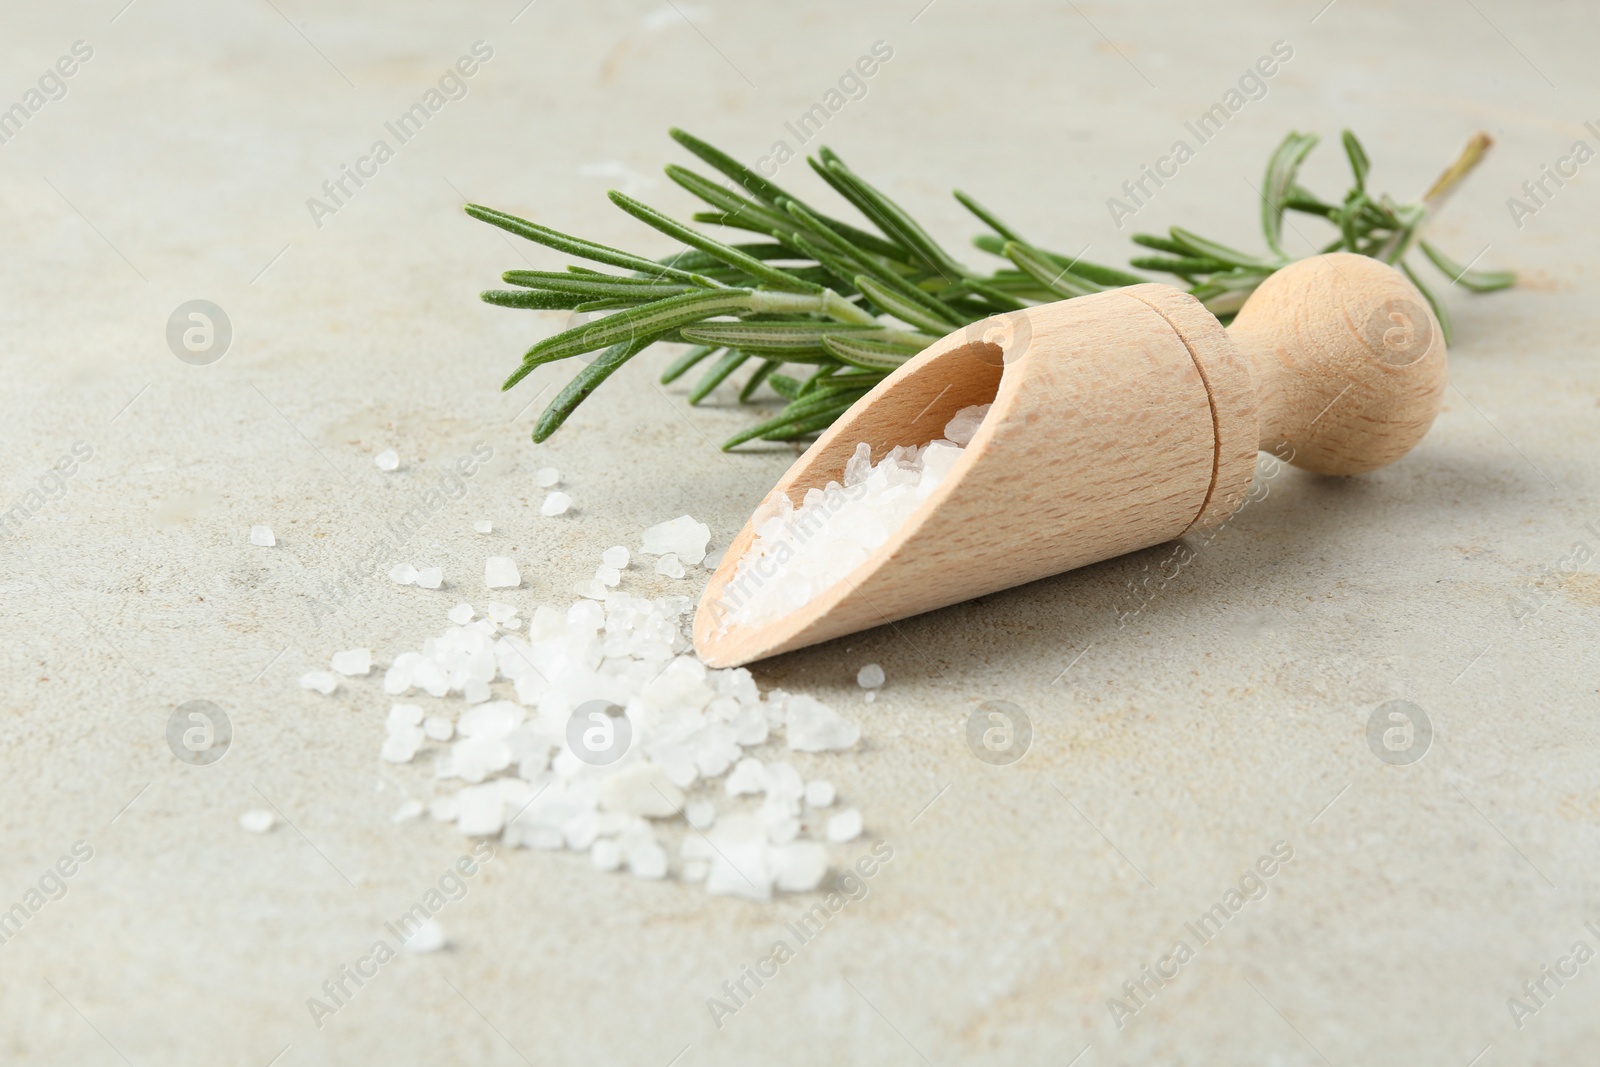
[693,253,1445,668]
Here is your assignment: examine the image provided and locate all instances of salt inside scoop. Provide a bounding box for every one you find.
[717,404,990,630]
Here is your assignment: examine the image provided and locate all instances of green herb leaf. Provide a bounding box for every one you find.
[1260,131,1320,259]
[481,288,587,310]
[608,191,822,294]
[820,333,920,371]
[1342,130,1371,192]
[1401,258,1452,346]
[660,344,720,384]
[509,288,759,384]
[466,204,720,288]
[531,334,655,442]
[739,360,779,401]
[688,348,752,404]
[1003,241,1104,298]
[1168,226,1275,270]
[1418,240,1516,293]
[680,320,887,353]
[853,275,963,335]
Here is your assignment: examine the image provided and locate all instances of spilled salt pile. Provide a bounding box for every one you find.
[364,541,863,901]
[716,404,990,629]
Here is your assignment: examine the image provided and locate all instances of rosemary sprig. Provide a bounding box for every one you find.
[470,127,1511,449]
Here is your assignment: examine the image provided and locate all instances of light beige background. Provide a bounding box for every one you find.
[1,1,1595,1064]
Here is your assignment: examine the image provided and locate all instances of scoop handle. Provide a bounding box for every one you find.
[1226,253,1447,476]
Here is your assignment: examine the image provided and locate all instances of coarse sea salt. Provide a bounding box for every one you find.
[826,808,863,843]
[402,919,448,953]
[535,467,560,488]
[642,515,711,565]
[331,648,372,676]
[348,558,866,899]
[299,671,338,695]
[474,520,493,534]
[239,809,276,833]
[249,525,275,547]
[416,567,443,590]
[484,556,520,589]
[716,404,990,630]
[542,492,572,517]
[375,449,400,471]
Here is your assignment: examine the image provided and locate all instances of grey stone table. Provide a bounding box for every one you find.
[1,1,1594,1064]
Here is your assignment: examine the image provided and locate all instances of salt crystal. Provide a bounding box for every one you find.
[387,703,424,730]
[826,808,863,843]
[725,758,765,796]
[627,839,669,879]
[249,525,275,547]
[864,691,877,703]
[428,794,460,822]
[458,701,524,740]
[574,579,608,600]
[703,814,774,901]
[943,403,991,446]
[375,449,400,471]
[785,695,860,751]
[684,799,716,829]
[474,519,493,534]
[389,562,418,585]
[381,728,424,763]
[591,839,622,871]
[456,783,505,836]
[239,809,275,833]
[535,467,560,488]
[484,601,517,624]
[731,707,768,746]
[331,648,372,676]
[448,603,475,625]
[403,919,447,953]
[602,546,629,569]
[856,663,885,689]
[462,679,490,704]
[764,762,804,806]
[416,567,443,590]
[654,554,686,579]
[804,779,836,808]
[412,659,448,698]
[299,671,338,695]
[641,515,711,565]
[772,842,828,891]
[542,492,572,516]
[595,565,621,587]
[392,799,423,823]
[485,556,521,589]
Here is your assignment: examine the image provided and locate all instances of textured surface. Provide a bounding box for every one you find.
[1,2,1596,1065]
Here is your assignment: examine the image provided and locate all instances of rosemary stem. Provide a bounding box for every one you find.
[1375,131,1492,263]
